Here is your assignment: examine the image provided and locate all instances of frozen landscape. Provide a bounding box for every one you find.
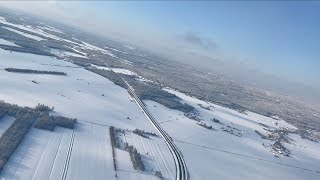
[0,5,319,180]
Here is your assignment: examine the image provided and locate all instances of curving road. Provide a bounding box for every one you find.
[121,78,188,180]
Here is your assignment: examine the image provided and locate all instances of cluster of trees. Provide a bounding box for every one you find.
[34,112,55,131]
[198,104,211,110]
[54,116,77,129]
[34,113,77,131]
[35,103,54,112]
[0,43,54,57]
[297,129,320,142]
[197,122,213,130]
[86,68,127,88]
[0,100,76,171]
[109,126,117,171]
[0,101,33,117]
[129,79,194,113]
[254,130,267,139]
[257,128,296,157]
[184,109,201,121]
[155,171,163,179]
[0,101,40,171]
[87,66,196,115]
[34,103,76,131]
[132,129,158,138]
[272,140,290,157]
[5,68,67,75]
[211,118,221,124]
[258,122,269,128]
[124,143,145,171]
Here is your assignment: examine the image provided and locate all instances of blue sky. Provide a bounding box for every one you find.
[72,1,320,88]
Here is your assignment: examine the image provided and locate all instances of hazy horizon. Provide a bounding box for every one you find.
[0,1,319,107]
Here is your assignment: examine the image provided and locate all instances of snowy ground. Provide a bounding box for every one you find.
[144,88,320,180]
[0,38,19,47]
[2,26,44,41]
[0,16,117,59]
[1,15,319,179]
[0,48,173,179]
[0,49,152,130]
[91,64,137,76]
[116,130,175,180]
[0,115,15,137]
[0,123,115,180]
[50,49,88,59]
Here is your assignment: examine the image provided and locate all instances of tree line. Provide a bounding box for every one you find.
[5,68,67,75]
[0,101,76,171]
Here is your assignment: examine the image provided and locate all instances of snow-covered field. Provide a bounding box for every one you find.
[0,15,121,61]
[0,115,15,137]
[2,26,44,41]
[1,15,319,180]
[50,49,88,59]
[0,122,115,180]
[91,64,137,76]
[0,38,19,47]
[0,17,65,42]
[144,88,320,180]
[0,48,173,179]
[116,130,175,180]
[37,25,63,34]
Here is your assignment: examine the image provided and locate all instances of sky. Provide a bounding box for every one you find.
[71,1,320,87]
[0,1,319,90]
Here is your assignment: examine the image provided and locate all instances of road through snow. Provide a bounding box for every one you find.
[121,77,188,180]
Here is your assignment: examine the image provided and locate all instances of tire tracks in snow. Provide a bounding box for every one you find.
[61,129,75,180]
[47,129,65,180]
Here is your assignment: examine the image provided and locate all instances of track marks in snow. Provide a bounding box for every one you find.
[61,130,75,180]
[30,131,53,180]
[1,129,39,180]
[1,122,115,180]
[34,128,65,180]
[120,131,174,180]
[65,122,115,180]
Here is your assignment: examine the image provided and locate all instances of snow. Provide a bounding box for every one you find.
[0,18,119,58]
[0,38,19,47]
[1,24,318,179]
[50,49,88,59]
[116,131,175,180]
[0,48,174,179]
[0,49,151,130]
[0,115,15,136]
[70,47,87,56]
[121,59,133,66]
[111,68,137,76]
[37,25,63,34]
[123,45,135,50]
[136,77,155,84]
[1,123,115,180]
[1,128,70,180]
[65,122,114,180]
[2,26,44,41]
[104,46,128,54]
[0,18,80,45]
[91,64,137,76]
[81,42,117,58]
[143,88,320,180]
[63,51,87,58]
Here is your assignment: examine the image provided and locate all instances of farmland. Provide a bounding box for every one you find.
[0,8,319,180]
